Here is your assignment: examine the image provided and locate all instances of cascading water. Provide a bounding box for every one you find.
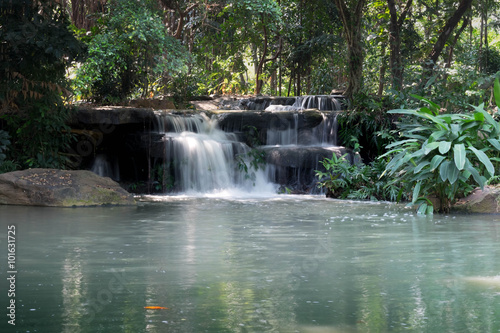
[90,154,120,181]
[260,111,342,193]
[155,113,274,194]
[150,98,347,194]
[266,113,299,146]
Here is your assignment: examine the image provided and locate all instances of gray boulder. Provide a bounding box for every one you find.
[452,185,500,214]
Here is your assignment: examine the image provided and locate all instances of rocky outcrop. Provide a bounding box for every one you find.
[0,169,135,207]
[452,186,500,214]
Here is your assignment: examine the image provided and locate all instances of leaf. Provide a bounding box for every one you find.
[469,146,495,177]
[424,142,440,154]
[388,109,447,129]
[446,161,459,184]
[495,77,500,109]
[430,155,446,171]
[439,160,451,182]
[410,94,440,113]
[465,161,486,189]
[424,74,438,89]
[474,112,485,122]
[414,161,430,174]
[430,130,448,141]
[385,139,418,149]
[439,141,452,154]
[453,144,466,170]
[487,138,500,151]
[412,181,421,204]
[417,202,428,215]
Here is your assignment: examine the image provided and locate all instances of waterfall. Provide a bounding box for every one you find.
[156,113,273,194]
[90,154,120,181]
[291,95,343,111]
[312,112,338,146]
[266,113,299,145]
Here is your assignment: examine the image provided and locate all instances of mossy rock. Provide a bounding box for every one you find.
[0,168,136,207]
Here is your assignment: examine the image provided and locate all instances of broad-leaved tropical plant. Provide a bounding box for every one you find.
[381,78,500,214]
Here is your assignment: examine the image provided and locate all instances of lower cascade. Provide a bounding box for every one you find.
[157,113,272,193]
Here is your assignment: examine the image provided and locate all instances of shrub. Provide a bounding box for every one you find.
[316,154,406,202]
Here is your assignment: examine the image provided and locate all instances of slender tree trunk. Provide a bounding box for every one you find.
[421,0,473,85]
[378,44,387,97]
[255,22,269,95]
[332,0,367,100]
[255,22,282,95]
[278,57,282,96]
[446,18,469,68]
[387,0,412,91]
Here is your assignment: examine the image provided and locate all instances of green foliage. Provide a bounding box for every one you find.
[316,154,406,202]
[166,73,198,107]
[151,162,174,193]
[74,0,188,102]
[337,95,397,161]
[0,130,10,167]
[195,55,250,95]
[236,149,266,185]
[0,0,82,170]
[2,103,75,170]
[381,90,500,213]
[481,48,500,75]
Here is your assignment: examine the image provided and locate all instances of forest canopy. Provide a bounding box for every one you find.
[1,0,500,108]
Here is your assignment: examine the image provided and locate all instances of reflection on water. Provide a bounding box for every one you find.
[1,196,500,332]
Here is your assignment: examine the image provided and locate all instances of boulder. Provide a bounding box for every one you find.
[452,185,500,214]
[0,169,136,207]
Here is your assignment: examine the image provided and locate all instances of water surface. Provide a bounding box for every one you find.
[1,196,500,332]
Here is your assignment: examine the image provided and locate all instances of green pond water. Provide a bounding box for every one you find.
[1,195,500,332]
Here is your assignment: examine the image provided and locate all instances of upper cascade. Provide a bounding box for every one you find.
[235,95,345,111]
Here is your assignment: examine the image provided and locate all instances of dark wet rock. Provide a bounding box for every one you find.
[261,146,359,193]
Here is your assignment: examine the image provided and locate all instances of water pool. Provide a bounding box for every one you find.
[1,195,500,332]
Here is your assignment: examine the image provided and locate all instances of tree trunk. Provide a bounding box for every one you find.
[387,0,412,91]
[255,22,282,95]
[332,0,367,100]
[255,23,268,95]
[421,0,473,84]
[446,18,469,68]
[378,44,387,97]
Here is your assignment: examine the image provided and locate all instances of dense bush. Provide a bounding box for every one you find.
[315,154,407,202]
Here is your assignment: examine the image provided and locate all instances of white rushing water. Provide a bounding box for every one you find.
[157,113,276,194]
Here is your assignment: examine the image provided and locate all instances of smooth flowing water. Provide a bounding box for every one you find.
[1,196,500,333]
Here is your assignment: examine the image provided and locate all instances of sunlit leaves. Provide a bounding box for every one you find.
[74,0,188,101]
